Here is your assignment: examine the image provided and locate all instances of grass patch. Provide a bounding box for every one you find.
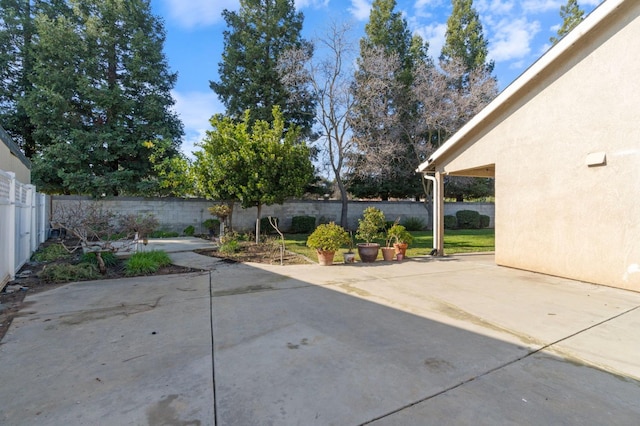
[39,263,99,283]
[125,250,172,276]
[81,251,119,267]
[284,228,495,260]
[32,243,71,262]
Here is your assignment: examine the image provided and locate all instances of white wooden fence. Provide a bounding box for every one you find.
[0,169,48,288]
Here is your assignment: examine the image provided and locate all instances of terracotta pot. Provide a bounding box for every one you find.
[343,252,356,264]
[381,247,395,261]
[393,242,408,257]
[357,243,380,263]
[316,249,336,266]
[396,253,404,261]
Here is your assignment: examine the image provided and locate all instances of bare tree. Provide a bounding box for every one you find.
[51,202,158,274]
[279,21,357,228]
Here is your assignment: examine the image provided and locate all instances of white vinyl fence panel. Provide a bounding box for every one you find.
[0,169,48,288]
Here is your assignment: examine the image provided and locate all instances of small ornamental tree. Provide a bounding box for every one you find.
[193,107,314,242]
[356,207,386,244]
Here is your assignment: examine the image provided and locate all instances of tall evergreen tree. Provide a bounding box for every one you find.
[24,0,183,196]
[550,0,585,45]
[441,0,493,74]
[349,0,428,200]
[0,0,67,157]
[211,0,315,137]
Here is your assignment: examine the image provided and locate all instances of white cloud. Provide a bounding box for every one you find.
[349,0,371,21]
[521,0,563,13]
[414,22,447,58]
[162,0,237,28]
[476,0,514,15]
[489,17,540,62]
[295,0,330,8]
[172,91,224,158]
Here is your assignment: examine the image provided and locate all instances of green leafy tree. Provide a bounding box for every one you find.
[193,107,314,236]
[349,0,428,200]
[211,0,316,137]
[24,0,183,196]
[550,0,585,45]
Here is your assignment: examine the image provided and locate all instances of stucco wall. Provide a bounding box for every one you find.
[0,137,30,184]
[435,1,640,291]
[51,196,494,233]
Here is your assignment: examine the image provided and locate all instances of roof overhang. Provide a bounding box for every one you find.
[416,0,625,175]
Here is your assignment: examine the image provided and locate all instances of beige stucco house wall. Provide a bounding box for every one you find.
[418,0,640,291]
[0,125,31,183]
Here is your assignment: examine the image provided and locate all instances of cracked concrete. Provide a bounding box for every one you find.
[1,251,640,425]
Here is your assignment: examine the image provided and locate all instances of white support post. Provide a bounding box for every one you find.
[7,172,16,282]
[434,172,445,256]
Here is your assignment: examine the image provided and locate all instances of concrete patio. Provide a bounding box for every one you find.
[1,249,639,425]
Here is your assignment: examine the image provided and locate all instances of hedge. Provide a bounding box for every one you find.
[290,216,316,233]
[455,210,481,229]
[444,215,458,229]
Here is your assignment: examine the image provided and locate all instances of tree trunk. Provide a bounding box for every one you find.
[336,176,349,229]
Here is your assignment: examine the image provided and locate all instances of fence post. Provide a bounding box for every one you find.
[27,184,36,254]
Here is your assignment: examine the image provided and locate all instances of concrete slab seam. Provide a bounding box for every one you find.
[358,304,640,425]
[209,270,219,426]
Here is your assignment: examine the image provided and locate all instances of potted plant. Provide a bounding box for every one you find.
[387,223,413,259]
[355,207,386,263]
[382,225,398,262]
[306,222,350,266]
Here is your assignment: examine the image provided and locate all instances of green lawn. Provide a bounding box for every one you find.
[284,228,495,262]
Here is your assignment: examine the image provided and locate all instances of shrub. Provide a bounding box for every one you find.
[401,217,425,231]
[203,219,220,231]
[306,222,349,251]
[290,216,316,233]
[32,244,71,262]
[39,263,99,283]
[480,215,491,228]
[219,240,240,254]
[125,250,171,276]
[183,225,195,236]
[444,215,458,229]
[456,210,481,229]
[260,217,278,234]
[81,251,118,267]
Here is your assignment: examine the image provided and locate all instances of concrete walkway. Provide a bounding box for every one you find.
[1,248,640,425]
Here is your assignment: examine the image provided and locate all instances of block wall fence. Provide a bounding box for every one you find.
[51,196,494,234]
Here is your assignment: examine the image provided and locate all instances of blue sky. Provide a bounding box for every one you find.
[150,0,603,157]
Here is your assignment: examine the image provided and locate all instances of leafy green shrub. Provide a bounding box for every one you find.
[480,215,491,228]
[219,240,240,254]
[306,222,349,251]
[183,225,195,236]
[39,263,99,283]
[32,244,71,262]
[125,250,171,276]
[387,224,413,245]
[260,217,279,234]
[444,215,458,229]
[456,210,481,229]
[149,230,179,238]
[402,217,425,231]
[81,251,118,267]
[290,216,316,233]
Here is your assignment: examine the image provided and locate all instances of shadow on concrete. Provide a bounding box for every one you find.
[210,261,640,425]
